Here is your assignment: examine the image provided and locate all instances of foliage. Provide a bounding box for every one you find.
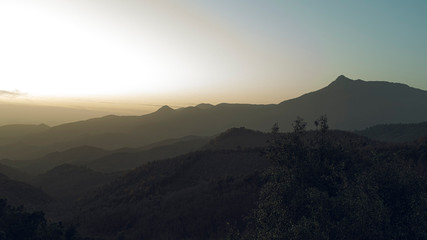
[0,199,86,240]
[247,116,427,240]
[75,149,268,239]
[355,121,427,142]
[20,118,424,240]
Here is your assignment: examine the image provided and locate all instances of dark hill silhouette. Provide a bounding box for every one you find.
[0,173,51,209]
[30,164,116,202]
[135,135,207,151]
[13,128,284,174]
[84,129,268,173]
[85,136,210,172]
[4,136,210,174]
[278,75,427,129]
[73,129,410,239]
[24,129,265,174]
[355,121,427,142]
[76,148,268,239]
[0,163,33,183]
[195,103,214,109]
[1,75,426,159]
[155,105,174,114]
[20,146,110,174]
[206,127,270,150]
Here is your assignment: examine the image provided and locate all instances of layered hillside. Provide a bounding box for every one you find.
[1,76,426,160]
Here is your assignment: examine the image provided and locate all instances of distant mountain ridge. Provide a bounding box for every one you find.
[1,75,426,160]
[277,75,427,129]
[355,121,427,142]
[73,129,406,239]
[0,102,108,126]
[0,173,51,209]
[30,164,115,201]
[1,135,211,174]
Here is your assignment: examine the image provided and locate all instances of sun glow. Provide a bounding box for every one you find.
[0,1,209,97]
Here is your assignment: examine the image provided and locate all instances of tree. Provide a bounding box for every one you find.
[0,199,84,240]
[246,116,427,240]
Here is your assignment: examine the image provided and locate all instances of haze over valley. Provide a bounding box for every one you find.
[1,1,427,239]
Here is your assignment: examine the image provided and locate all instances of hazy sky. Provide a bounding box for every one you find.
[1,0,426,112]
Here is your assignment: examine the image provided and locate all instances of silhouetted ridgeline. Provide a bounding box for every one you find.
[355,121,427,142]
[0,75,427,239]
[0,135,211,175]
[0,173,51,209]
[0,124,426,239]
[1,75,427,160]
[30,164,116,202]
[73,127,427,239]
[0,163,32,183]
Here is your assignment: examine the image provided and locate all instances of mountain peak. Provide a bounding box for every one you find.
[155,105,174,114]
[334,75,353,83]
[327,75,361,88]
[196,103,214,109]
[336,74,349,80]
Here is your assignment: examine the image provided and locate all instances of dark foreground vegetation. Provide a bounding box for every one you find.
[0,199,86,240]
[355,121,427,142]
[1,117,427,239]
[75,118,427,239]
[243,117,427,240]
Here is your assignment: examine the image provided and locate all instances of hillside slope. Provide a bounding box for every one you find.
[0,173,51,209]
[1,75,426,159]
[355,121,427,142]
[73,129,426,239]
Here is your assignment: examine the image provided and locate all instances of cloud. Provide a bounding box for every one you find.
[0,90,26,97]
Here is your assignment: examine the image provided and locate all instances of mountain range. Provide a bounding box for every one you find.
[0,75,426,161]
[73,128,427,239]
[0,119,426,239]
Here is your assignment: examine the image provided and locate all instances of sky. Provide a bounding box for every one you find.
[0,0,426,115]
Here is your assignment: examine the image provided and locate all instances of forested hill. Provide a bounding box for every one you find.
[0,122,426,239]
[355,121,427,142]
[73,126,427,239]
